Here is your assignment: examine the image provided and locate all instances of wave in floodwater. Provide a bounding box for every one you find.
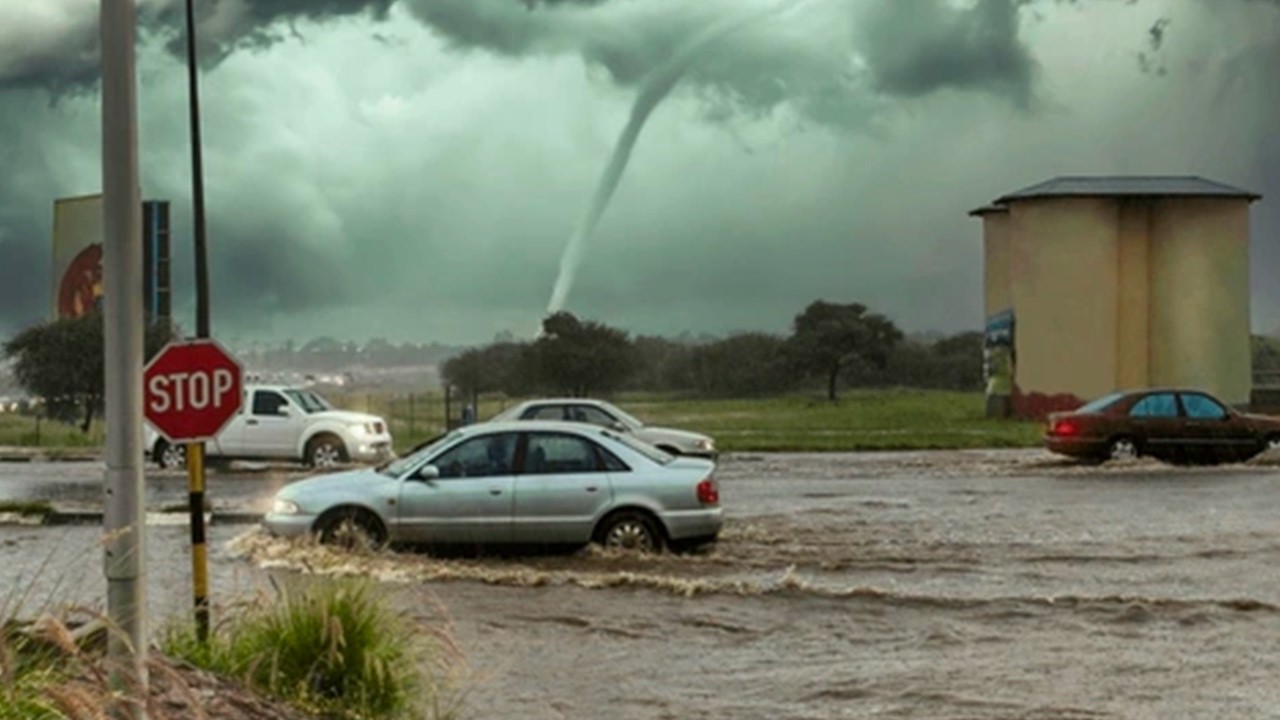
[229,528,1277,620]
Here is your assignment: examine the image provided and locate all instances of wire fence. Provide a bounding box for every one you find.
[325,391,520,450]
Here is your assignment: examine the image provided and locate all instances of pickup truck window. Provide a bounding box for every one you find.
[252,391,288,416]
[284,390,331,414]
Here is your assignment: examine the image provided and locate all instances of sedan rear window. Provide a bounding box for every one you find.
[604,429,673,465]
[1076,392,1125,414]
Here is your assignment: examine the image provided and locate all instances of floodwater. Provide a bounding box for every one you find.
[4,450,1280,718]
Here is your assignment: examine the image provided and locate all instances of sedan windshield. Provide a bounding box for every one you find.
[284,390,331,414]
[605,404,645,430]
[1076,392,1126,414]
[378,431,459,476]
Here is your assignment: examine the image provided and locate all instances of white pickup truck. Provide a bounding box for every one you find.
[146,384,394,469]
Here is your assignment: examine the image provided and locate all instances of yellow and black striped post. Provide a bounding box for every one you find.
[187,441,210,641]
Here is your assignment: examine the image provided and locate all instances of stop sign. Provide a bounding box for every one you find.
[144,339,244,442]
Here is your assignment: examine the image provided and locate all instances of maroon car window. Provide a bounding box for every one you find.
[1077,392,1125,414]
[1129,394,1179,418]
[1181,394,1229,420]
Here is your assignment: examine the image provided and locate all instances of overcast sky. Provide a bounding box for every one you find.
[0,0,1277,345]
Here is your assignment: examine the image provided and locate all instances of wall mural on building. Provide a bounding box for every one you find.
[984,308,1015,418]
[51,195,105,320]
[57,243,104,318]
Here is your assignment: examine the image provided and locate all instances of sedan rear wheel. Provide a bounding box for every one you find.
[1108,436,1139,462]
[597,511,663,553]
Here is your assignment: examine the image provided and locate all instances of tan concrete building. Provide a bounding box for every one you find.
[972,176,1262,418]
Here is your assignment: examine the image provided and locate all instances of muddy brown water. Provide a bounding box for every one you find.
[4,449,1280,718]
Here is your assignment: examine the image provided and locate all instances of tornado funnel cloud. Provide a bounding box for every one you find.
[545,0,813,316]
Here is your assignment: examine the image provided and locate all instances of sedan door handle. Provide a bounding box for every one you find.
[489,488,503,496]
[584,486,599,493]
[246,419,259,426]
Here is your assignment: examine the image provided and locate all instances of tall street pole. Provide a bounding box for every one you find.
[101,0,148,702]
[184,0,213,642]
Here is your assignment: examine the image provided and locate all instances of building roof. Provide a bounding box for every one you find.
[994,175,1261,204]
[967,204,1008,217]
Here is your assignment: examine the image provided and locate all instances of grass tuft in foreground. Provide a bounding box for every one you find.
[164,578,462,720]
[0,610,115,720]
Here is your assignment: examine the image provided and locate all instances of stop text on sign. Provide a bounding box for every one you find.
[147,369,236,413]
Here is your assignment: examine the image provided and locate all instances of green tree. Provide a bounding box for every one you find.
[787,300,903,401]
[689,332,793,397]
[441,342,535,404]
[2,312,173,433]
[534,312,636,396]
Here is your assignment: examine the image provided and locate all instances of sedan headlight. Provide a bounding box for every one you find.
[695,438,715,452]
[272,498,300,515]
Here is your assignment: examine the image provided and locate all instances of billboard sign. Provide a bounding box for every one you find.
[51,195,171,321]
[52,195,105,319]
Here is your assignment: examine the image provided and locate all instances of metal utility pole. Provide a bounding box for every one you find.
[101,0,148,701]
[183,0,213,642]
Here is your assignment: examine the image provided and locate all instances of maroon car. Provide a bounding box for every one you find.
[1044,389,1280,464]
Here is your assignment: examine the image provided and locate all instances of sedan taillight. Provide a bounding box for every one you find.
[696,477,719,506]
[1050,419,1079,437]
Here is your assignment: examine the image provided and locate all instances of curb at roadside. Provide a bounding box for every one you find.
[0,453,103,463]
[0,511,263,527]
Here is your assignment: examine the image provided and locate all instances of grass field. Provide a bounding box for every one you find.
[0,413,104,450]
[0,389,1044,455]
[616,391,1042,452]
[334,389,1043,454]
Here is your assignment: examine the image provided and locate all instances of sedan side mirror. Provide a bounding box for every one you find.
[610,421,627,433]
[417,464,440,481]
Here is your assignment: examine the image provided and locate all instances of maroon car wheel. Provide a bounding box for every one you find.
[1107,437,1139,461]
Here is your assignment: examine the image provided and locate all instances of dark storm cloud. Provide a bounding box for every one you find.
[0,0,395,93]
[0,222,49,338]
[857,0,1036,106]
[401,0,1039,130]
[0,5,100,94]
[151,0,396,62]
[1148,17,1171,49]
[211,233,354,320]
[1137,16,1170,75]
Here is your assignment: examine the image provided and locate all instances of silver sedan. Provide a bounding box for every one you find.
[262,420,723,552]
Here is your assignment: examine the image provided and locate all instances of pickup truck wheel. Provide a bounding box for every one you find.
[153,440,186,470]
[306,435,347,469]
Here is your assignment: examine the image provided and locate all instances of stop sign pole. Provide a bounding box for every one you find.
[183,0,215,645]
[144,340,242,643]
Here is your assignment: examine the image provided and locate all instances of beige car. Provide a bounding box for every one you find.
[491,399,717,458]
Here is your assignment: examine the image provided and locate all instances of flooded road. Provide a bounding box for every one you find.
[4,450,1280,718]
